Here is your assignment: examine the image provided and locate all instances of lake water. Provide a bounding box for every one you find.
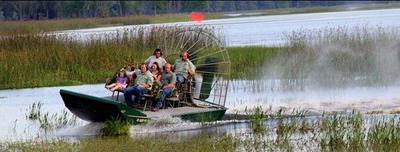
[57,8,400,46]
[2,8,400,141]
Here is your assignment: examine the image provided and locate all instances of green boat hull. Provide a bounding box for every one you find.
[60,89,226,123]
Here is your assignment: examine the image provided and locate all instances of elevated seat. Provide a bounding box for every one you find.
[141,94,154,111]
[111,89,123,100]
[164,96,179,108]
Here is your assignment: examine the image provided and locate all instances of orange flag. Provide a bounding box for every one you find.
[189,11,204,23]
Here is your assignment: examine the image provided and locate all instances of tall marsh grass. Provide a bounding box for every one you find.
[263,26,400,89]
[1,134,238,152]
[228,46,280,79]
[0,26,221,89]
[5,110,400,151]
[25,102,77,132]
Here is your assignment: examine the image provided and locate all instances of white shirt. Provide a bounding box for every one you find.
[145,56,167,71]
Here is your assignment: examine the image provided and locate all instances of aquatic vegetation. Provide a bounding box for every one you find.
[100,118,131,136]
[228,46,280,79]
[264,26,400,90]
[1,134,238,152]
[36,110,78,131]
[6,108,400,151]
[367,116,400,146]
[26,102,42,120]
[25,102,77,132]
[246,106,266,134]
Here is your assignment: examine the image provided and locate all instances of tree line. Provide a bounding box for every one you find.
[0,1,390,21]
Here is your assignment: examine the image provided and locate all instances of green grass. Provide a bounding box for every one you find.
[228,46,280,79]
[2,25,400,89]
[100,118,132,136]
[267,26,400,89]
[4,111,400,151]
[0,26,222,89]
[25,102,77,132]
[0,26,276,89]
[1,134,238,152]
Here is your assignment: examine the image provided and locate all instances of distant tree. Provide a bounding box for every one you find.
[152,1,168,15]
[64,1,85,18]
[275,1,290,9]
[7,1,28,20]
[181,1,208,12]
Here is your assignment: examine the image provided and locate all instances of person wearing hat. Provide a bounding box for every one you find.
[145,48,167,71]
[105,68,128,91]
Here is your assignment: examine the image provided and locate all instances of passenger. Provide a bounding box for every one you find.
[105,68,128,91]
[145,48,167,71]
[153,63,176,112]
[150,62,161,82]
[173,51,196,87]
[123,63,154,107]
[125,63,135,77]
[127,72,136,86]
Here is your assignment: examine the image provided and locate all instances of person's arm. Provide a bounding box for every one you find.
[141,74,154,89]
[187,61,196,76]
[164,73,176,89]
[144,56,152,65]
[161,58,167,67]
[172,60,177,72]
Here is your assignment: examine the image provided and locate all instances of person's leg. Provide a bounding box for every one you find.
[123,86,135,106]
[110,84,121,91]
[135,86,148,103]
[132,85,141,104]
[106,83,116,89]
[175,74,185,88]
[155,88,172,108]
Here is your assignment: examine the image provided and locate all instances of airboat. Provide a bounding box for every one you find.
[60,26,231,123]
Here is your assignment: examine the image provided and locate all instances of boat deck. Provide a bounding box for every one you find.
[142,106,211,119]
[103,94,219,119]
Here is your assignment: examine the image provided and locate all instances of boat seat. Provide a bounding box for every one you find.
[111,89,123,101]
[105,76,124,101]
[141,94,154,111]
[164,96,179,109]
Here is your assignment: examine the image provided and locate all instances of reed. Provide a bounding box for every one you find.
[25,102,77,132]
[1,134,238,152]
[5,109,400,151]
[262,26,400,90]
[100,118,131,136]
[228,46,280,79]
[245,106,266,134]
[25,102,42,120]
[0,26,220,89]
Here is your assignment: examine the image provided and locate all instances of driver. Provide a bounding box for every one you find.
[173,51,196,87]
